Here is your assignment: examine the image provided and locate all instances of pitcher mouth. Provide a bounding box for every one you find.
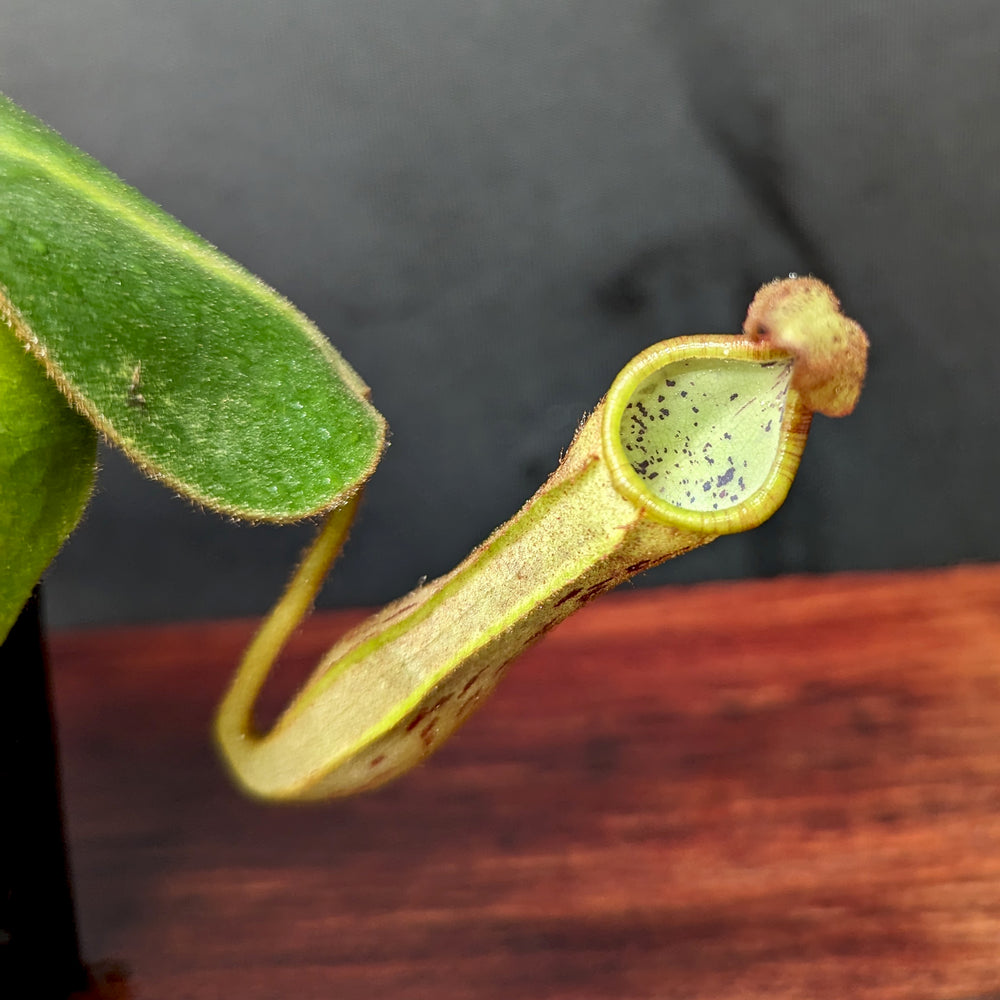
[601,335,813,535]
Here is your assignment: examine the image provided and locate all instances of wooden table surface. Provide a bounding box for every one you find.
[50,564,1000,1000]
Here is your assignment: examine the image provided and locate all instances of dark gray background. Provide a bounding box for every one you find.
[1,1,996,628]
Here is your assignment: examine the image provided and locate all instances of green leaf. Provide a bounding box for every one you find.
[0,93,385,521]
[0,326,96,643]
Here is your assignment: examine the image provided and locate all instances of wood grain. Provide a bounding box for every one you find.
[49,565,1000,999]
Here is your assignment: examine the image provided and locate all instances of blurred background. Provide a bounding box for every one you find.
[1,0,996,628]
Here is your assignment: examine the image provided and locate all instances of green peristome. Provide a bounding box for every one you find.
[0,327,95,643]
[618,356,793,513]
[0,93,385,521]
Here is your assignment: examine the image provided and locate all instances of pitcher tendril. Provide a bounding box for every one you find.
[215,276,869,801]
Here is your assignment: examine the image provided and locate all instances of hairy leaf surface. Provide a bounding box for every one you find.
[0,328,95,642]
[0,93,385,521]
